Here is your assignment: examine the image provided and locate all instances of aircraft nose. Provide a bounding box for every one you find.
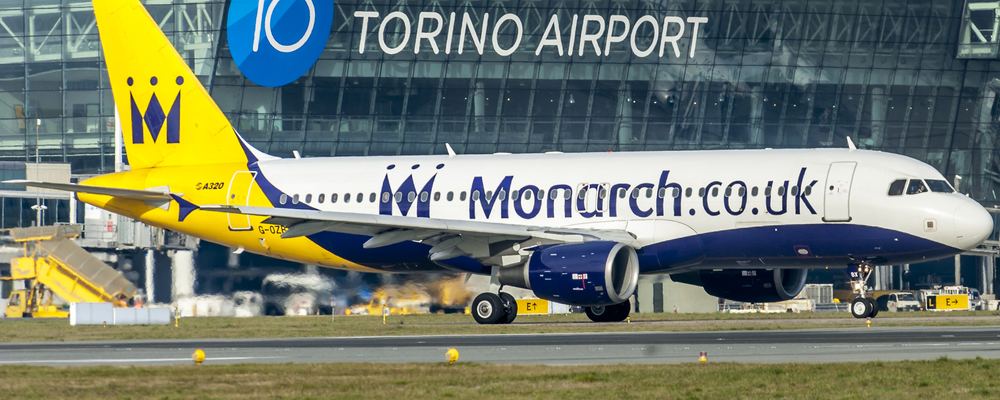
[954,201,994,250]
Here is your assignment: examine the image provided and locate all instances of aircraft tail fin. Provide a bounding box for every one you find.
[94,0,259,170]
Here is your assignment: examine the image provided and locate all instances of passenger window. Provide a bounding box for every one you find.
[292,194,300,204]
[394,192,403,202]
[344,193,351,203]
[357,193,363,202]
[777,186,785,196]
[382,193,390,203]
[331,193,338,203]
[369,193,376,203]
[764,186,772,197]
[578,190,587,200]
[685,188,692,198]
[672,188,680,198]
[420,192,428,202]
[511,189,519,201]
[447,191,454,201]
[279,194,287,205]
[599,188,607,199]
[472,191,480,201]
[751,187,758,197]
[804,186,811,196]
[698,188,705,197]
[906,179,928,195]
[618,188,626,198]
[460,191,467,201]
[318,194,325,203]
[434,192,441,201]
[305,194,312,203]
[711,187,719,197]
[887,179,906,196]
[645,188,652,198]
[523,190,531,201]
[657,188,666,198]
[631,188,639,199]
[498,190,506,201]
[564,189,572,199]
[790,186,798,196]
[724,187,731,197]
[738,187,745,197]
[486,191,494,201]
[407,192,416,202]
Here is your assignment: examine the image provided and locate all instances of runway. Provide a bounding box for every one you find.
[2,326,999,366]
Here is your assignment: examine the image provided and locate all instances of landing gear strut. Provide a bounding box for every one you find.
[847,264,879,319]
[585,299,631,322]
[472,291,518,324]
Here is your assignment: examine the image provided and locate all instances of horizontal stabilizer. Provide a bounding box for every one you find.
[4,180,172,201]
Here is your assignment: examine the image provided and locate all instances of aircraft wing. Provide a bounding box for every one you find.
[200,204,638,265]
[4,180,173,201]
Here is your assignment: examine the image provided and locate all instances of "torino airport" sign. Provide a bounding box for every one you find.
[354,11,708,59]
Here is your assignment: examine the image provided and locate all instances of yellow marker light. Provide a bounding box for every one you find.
[446,348,459,364]
[699,351,707,363]
[192,349,205,365]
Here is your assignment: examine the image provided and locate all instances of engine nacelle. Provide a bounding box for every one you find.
[699,269,807,303]
[498,241,639,306]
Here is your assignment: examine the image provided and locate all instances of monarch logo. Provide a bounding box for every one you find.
[130,76,182,144]
[378,164,441,218]
[227,0,333,87]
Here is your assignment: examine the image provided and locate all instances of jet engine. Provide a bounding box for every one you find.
[498,241,639,306]
[698,268,807,303]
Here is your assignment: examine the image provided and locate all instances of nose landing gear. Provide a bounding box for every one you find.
[847,264,879,319]
[585,299,631,322]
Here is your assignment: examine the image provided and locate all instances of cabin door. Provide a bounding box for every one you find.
[227,171,256,231]
[823,162,857,222]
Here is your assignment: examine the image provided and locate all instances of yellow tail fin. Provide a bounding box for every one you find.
[94,0,249,170]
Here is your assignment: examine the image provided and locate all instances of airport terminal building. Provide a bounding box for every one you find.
[0,0,999,301]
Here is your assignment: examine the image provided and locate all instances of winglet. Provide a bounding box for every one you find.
[846,136,857,151]
[445,143,456,158]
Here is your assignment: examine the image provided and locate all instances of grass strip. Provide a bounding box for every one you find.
[2,311,999,343]
[1,357,999,399]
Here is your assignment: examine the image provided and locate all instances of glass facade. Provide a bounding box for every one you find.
[0,0,998,214]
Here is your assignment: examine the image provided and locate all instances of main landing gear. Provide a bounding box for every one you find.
[847,264,880,319]
[472,292,518,324]
[585,299,631,322]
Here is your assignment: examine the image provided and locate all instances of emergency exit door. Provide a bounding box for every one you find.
[823,162,856,222]
[227,171,256,231]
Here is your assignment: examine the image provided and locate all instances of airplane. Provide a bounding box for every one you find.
[9,0,993,325]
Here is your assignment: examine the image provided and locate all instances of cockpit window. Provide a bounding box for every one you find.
[906,179,928,195]
[887,179,906,196]
[925,179,954,193]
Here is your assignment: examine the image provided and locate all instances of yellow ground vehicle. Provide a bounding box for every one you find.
[2,225,135,318]
[4,285,69,318]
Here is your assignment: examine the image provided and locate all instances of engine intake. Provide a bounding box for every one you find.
[499,241,639,306]
[699,268,807,303]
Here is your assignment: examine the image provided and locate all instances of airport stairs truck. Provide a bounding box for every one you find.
[3,225,136,318]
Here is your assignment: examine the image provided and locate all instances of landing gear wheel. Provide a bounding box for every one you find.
[585,305,613,322]
[472,293,504,324]
[499,292,517,324]
[850,297,872,319]
[868,298,879,318]
[610,299,631,322]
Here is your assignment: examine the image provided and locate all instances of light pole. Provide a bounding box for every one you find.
[33,118,44,226]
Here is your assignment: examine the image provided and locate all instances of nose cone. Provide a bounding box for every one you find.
[954,202,994,250]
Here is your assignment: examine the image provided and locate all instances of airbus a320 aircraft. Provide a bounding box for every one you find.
[11,0,993,324]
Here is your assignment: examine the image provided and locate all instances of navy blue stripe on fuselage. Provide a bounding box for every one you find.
[642,223,957,271]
